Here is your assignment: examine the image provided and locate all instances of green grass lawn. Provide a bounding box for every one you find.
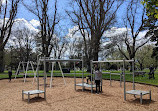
[1,69,158,86]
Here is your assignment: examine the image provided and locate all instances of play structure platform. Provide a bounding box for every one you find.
[126,90,151,104]
[22,90,45,103]
[76,83,96,88]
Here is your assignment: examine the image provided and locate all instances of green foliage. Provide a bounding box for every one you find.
[142,0,158,19]
[1,69,158,86]
[135,45,157,69]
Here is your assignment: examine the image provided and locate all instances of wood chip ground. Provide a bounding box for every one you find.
[0,77,158,111]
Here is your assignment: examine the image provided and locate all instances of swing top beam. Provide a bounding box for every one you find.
[92,60,134,63]
[39,59,81,62]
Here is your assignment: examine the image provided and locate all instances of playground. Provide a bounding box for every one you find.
[0,77,158,111]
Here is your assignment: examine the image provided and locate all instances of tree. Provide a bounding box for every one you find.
[67,0,123,71]
[135,45,154,70]
[143,0,158,44]
[143,0,158,60]
[22,0,59,58]
[11,27,37,62]
[53,32,68,59]
[143,0,158,19]
[0,0,19,72]
[109,0,151,64]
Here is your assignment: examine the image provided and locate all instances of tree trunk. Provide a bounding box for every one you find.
[0,48,4,72]
[93,38,99,61]
[140,63,143,71]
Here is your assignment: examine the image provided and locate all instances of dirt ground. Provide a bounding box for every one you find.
[0,77,158,111]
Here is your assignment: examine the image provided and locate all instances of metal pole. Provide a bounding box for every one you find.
[82,55,84,91]
[91,60,93,93]
[24,62,29,83]
[36,59,40,91]
[123,59,126,100]
[31,61,36,84]
[110,72,112,86]
[50,62,55,88]
[149,90,151,101]
[44,56,46,99]
[22,90,24,100]
[22,61,25,74]
[99,63,102,92]
[140,92,142,104]
[74,62,77,90]
[15,62,21,79]
[132,58,135,90]
[74,62,76,90]
[58,62,66,85]
[120,72,122,87]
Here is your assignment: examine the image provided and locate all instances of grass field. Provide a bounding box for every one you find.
[0,69,158,85]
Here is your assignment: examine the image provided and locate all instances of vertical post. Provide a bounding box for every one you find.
[149,90,151,101]
[132,58,135,90]
[22,90,24,100]
[44,56,46,99]
[82,55,84,91]
[110,72,112,86]
[15,62,21,79]
[123,59,126,101]
[28,92,30,103]
[31,61,36,84]
[91,60,93,93]
[24,62,29,83]
[74,62,76,90]
[99,63,102,92]
[140,92,142,104]
[36,57,40,92]
[22,62,25,74]
[58,62,66,85]
[50,62,54,88]
[120,72,122,87]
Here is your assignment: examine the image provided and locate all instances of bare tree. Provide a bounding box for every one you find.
[11,27,36,62]
[53,35,68,59]
[67,0,123,70]
[0,0,19,72]
[22,0,59,58]
[116,0,151,61]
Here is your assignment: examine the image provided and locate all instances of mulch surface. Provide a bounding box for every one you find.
[0,77,158,111]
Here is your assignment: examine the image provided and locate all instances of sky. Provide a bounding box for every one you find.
[16,0,126,31]
[2,0,148,40]
[16,0,72,31]
[1,0,151,59]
